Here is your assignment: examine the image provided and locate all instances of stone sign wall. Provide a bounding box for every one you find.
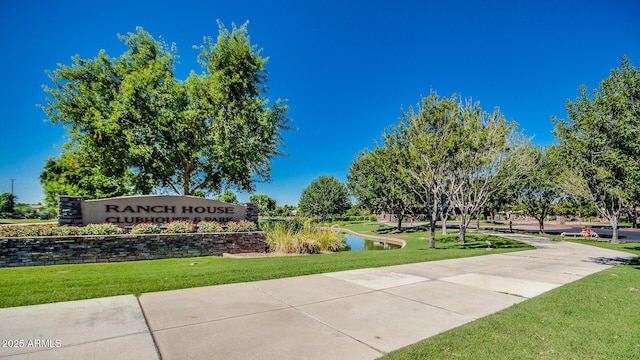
[0,232,266,267]
[59,195,258,227]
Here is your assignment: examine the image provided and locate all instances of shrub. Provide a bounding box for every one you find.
[264,223,299,253]
[226,220,257,232]
[164,220,196,233]
[315,229,346,252]
[36,225,55,236]
[81,223,124,235]
[260,218,305,233]
[0,224,85,237]
[329,215,377,222]
[53,226,84,236]
[131,222,162,234]
[263,224,346,254]
[0,225,26,237]
[17,225,42,237]
[296,228,346,253]
[197,221,224,233]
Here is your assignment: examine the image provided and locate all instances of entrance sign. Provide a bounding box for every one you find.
[59,195,255,227]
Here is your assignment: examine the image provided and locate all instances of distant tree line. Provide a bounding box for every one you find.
[0,193,50,219]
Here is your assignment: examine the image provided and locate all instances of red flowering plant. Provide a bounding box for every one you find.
[164,220,196,233]
[81,223,124,235]
[0,223,122,237]
[0,225,24,237]
[225,220,257,232]
[130,222,162,234]
[197,221,225,233]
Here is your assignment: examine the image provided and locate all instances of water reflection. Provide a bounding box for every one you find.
[344,233,401,251]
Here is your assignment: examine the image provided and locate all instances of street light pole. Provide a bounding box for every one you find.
[9,179,15,196]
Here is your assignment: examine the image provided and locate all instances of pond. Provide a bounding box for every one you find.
[344,233,401,251]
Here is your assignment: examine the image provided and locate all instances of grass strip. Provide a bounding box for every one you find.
[0,219,56,225]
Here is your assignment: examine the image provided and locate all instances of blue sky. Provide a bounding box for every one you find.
[1,0,639,206]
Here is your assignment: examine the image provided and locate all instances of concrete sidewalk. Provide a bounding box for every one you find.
[0,233,636,360]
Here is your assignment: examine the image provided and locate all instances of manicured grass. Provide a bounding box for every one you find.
[0,222,532,308]
[0,219,56,225]
[381,236,640,360]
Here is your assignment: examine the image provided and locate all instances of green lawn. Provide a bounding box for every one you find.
[0,222,531,308]
[0,219,56,225]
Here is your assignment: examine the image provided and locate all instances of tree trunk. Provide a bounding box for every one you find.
[429,219,436,250]
[441,215,448,235]
[397,216,403,231]
[538,218,545,234]
[183,172,191,195]
[458,226,466,243]
[459,213,468,243]
[610,215,619,244]
[182,161,192,195]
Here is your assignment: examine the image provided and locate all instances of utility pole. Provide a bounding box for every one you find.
[9,179,16,196]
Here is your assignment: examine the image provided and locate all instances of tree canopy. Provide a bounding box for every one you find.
[40,22,290,206]
[518,145,564,233]
[298,175,351,221]
[347,145,420,230]
[0,193,17,218]
[383,92,532,245]
[553,56,640,242]
[249,194,277,216]
[217,190,239,204]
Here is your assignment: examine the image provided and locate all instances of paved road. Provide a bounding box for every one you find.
[0,232,636,360]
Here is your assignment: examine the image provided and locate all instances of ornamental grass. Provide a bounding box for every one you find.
[263,223,346,254]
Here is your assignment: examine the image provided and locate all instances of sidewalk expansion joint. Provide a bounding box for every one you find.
[137,295,163,360]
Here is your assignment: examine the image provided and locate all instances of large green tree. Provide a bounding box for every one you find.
[299,176,351,221]
[217,190,239,204]
[396,92,532,244]
[40,22,289,199]
[518,146,563,234]
[40,151,133,208]
[347,145,420,231]
[393,94,463,248]
[0,193,17,218]
[445,98,533,243]
[249,194,277,216]
[553,56,640,243]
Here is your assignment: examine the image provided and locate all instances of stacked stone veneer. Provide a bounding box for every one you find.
[0,232,266,267]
